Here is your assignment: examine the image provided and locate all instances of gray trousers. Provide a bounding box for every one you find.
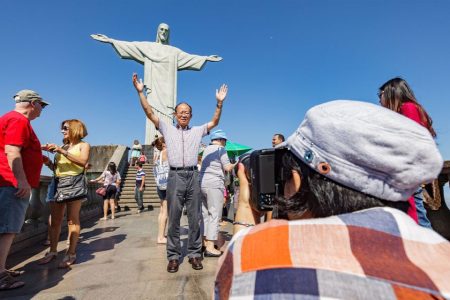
[166,169,202,260]
[201,187,224,241]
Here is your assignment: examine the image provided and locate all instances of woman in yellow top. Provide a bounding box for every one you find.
[38,119,90,268]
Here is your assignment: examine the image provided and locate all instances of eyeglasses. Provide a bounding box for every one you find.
[32,100,47,109]
[177,112,191,116]
[377,91,384,99]
[61,126,69,131]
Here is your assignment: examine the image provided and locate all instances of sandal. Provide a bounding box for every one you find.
[58,253,76,269]
[37,251,58,265]
[0,272,25,290]
[6,269,24,277]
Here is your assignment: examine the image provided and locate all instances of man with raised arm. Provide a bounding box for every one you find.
[91,23,222,143]
[132,73,228,273]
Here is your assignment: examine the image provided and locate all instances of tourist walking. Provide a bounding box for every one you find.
[378,77,435,228]
[91,162,121,220]
[153,137,169,244]
[38,119,90,268]
[0,90,48,290]
[132,73,228,273]
[134,162,146,213]
[130,139,142,166]
[200,130,235,257]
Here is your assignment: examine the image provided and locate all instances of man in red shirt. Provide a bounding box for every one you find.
[0,90,49,291]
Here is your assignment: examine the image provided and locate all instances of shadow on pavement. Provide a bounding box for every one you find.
[2,221,125,299]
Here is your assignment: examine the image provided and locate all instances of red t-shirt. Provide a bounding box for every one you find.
[0,111,43,188]
[400,102,427,224]
[400,102,426,127]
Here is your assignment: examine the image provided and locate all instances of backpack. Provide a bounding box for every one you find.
[139,154,147,163]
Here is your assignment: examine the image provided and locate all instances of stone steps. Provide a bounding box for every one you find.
[118,163,160,209]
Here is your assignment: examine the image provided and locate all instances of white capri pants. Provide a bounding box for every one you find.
[201,186,224,241]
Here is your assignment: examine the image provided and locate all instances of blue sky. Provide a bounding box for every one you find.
[1,1,449,181]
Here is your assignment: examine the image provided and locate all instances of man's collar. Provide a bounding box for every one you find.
[176,124,191,130]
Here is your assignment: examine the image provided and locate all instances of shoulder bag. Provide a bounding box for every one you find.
[54,146,88,202]
[54,172,88,202]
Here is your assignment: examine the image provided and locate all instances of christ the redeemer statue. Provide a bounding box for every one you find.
[91,23,222,143]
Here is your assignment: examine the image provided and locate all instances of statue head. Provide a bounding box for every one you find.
[156,23,170,45]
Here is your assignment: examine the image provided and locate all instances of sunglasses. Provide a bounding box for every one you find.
[32,100,47,109]
[61,126,69,131]
[377,91,384,99]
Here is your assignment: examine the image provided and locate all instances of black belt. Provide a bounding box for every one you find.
[170,166,198,171]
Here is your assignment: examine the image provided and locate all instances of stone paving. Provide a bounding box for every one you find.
[3,208,233,300]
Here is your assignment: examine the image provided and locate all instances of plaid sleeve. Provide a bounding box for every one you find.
[215,209,450,299]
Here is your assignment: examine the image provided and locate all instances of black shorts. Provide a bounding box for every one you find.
[157,187,166,200]
[104,185,117,200]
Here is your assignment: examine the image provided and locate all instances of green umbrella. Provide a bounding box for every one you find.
[225,141,252,158]
[199,141,252,158]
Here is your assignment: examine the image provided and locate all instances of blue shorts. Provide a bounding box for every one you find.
[0,187,29,233]
[157,188,166,200]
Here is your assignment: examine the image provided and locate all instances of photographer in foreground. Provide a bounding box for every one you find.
[215,100,450,299]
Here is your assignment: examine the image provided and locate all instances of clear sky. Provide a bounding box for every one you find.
[1,1,449,171]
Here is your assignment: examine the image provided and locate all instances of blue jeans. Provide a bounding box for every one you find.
[134,187,144,209]
[414,188,432,229]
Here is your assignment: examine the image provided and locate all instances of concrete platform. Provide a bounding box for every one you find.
[2,208,233,299]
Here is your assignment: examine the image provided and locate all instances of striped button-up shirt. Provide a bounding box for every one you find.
[158,120,208,167]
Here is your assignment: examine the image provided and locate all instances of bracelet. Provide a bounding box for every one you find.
[216,103,223,109]
[233,221,255,227]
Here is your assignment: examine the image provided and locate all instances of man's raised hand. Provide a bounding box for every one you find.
[216,84,228,103]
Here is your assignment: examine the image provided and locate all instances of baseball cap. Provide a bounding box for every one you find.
[13,90,50,107]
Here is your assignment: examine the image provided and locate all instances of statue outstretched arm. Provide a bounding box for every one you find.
[206,55,223,62]
[133,73,159,128]
[90,34,112,43]
[207,84,228,132]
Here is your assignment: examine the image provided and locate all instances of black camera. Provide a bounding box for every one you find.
[236,148,289,212]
